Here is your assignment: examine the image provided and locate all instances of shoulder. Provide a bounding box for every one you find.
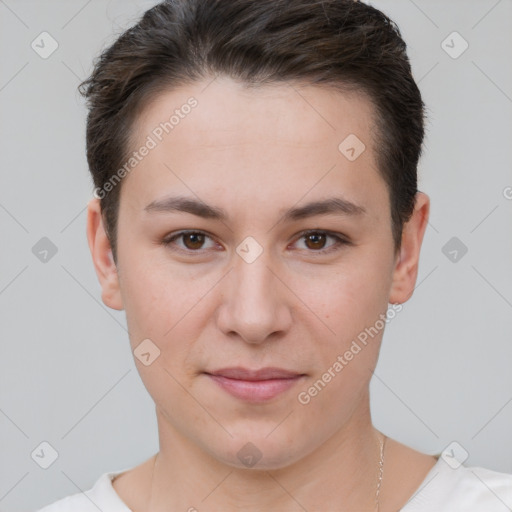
[404,457,512,511]
[36,492,99,512]
[35,469,132,512]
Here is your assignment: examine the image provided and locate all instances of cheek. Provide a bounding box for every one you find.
[297,279,384,413]
[305,258,391,370]
[316,262,389,326]
[118,253,214,363]
[119,263,202,406]
[120,273,168,343]
[117,255,182,353]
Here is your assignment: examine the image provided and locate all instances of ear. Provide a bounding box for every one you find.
[86,198,124,311]
[389,191,430,304]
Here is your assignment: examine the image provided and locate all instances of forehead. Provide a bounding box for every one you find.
[122,76,387,222]
[135,77,377,155]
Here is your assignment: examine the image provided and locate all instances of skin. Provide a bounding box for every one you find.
[87,76,435,511]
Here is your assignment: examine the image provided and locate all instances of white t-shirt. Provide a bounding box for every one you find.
[36,457,512,511]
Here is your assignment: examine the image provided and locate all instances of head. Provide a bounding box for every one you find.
[84,0,429,469]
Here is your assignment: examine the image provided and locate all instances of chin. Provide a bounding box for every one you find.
[204,430,312,472]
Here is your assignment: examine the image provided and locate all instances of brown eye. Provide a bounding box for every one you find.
[304,232,327,250]
[293,230,350,255]
[181,232,206,250]
[163,231,217,253]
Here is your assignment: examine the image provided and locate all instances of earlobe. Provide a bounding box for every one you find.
[388,192,430,304]
[86,198,124,311]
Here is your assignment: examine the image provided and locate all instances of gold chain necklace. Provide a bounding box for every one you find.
[148,433,387,511]
[375,433,387,510]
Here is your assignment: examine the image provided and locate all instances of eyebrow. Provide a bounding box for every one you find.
[144,195,366,222]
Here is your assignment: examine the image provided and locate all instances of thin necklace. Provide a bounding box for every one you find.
[376,433,387,511]
[148,433,387,511]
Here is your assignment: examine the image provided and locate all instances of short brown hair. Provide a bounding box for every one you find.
[79,0,426,264]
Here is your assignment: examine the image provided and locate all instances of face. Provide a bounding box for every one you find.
[88,76,428,470]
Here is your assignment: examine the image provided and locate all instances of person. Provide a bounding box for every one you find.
[37,0,512,510]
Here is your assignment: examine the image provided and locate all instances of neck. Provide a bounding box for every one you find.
[148,399,386,512]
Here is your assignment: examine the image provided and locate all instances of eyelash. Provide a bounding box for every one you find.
[162,229,351,256]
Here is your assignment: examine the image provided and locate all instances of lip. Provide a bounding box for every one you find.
[205,367,305,402]
[207,366,303,380]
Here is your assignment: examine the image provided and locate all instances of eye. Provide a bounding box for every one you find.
[162,230,219,253]
[291,230,351,255]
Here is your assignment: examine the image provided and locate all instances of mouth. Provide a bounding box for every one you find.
[204,367,306,403]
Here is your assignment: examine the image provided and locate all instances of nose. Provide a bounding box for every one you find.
[216,249,293,344]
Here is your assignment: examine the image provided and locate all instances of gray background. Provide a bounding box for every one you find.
[1,0,511,510]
